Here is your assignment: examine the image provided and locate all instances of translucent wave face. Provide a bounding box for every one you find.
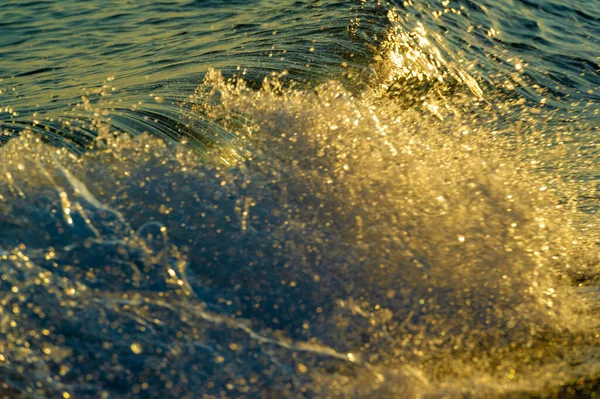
[366,9,483,116]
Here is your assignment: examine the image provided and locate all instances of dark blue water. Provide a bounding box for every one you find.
[1,1,599,397]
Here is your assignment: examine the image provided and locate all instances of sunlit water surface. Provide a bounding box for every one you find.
[1,0,599,398]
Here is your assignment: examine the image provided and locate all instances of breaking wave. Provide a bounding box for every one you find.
[1,0,599,397]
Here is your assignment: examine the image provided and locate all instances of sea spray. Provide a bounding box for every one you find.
[1,0,599,397]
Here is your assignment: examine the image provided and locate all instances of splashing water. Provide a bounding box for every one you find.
[1,0,599,397]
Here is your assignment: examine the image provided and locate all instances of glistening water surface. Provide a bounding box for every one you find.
[1,0,599,398]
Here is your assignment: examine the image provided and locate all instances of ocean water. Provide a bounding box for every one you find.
[0,0,599,398]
